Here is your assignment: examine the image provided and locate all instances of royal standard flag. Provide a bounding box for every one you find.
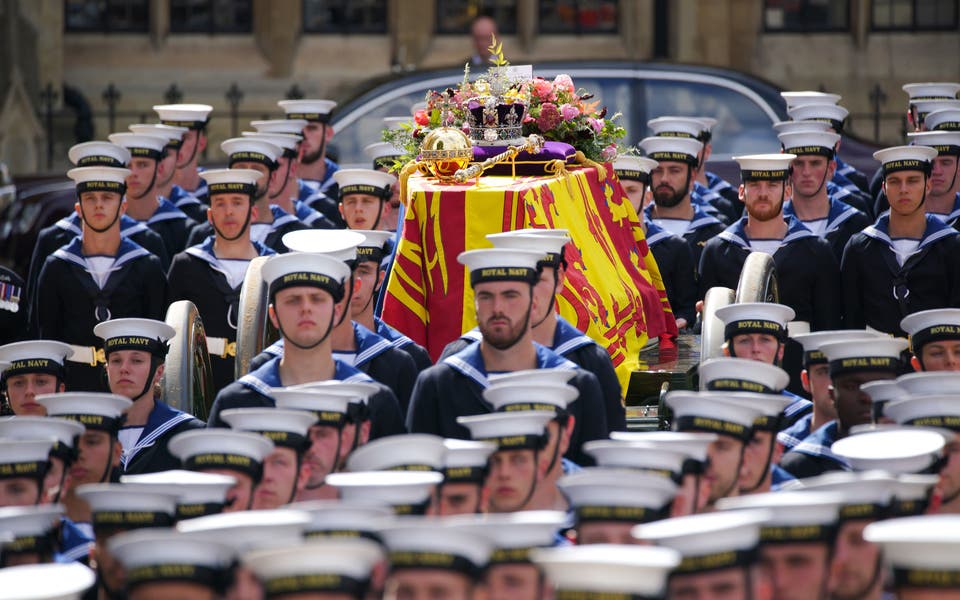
[382,165,677,391]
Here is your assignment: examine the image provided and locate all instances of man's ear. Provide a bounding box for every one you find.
[555,265,566,294]
[828,385,838,410]
[559,415,575,456]
[207,207,213,225]
[911,355,923,372]
[738,184,746,202]
[268,304,279,329]
[119,199,128,217]
[800,369,811,394]
[197,133,208,153]
[111,437,123,467]
[359,420,371,446]
[75,202,82,218]
[295,461,310,496]
[827,159,837,180]
[153,364,165,387]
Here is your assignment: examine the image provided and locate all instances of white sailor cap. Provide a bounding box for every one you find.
[0,438,55,478]
[280,229,365,263]
[884,395,960,432]
[457,411,555,450]
[925,108,960,131]
[734,154,797,182]
[863,515,960,589]
[220,137,283,168]
[0,416,83,461]
[819,337,908,376]
[0,562,96,600]
[897,371,960,396]
[261,252,353,302]
[67,141,131,168]
[66,166,131,194]
[781,91,842,109]
[152,103,213,129]
[698,357,790,394]
[860,380,907,420]
[715,302,795,341]
[353,229,394,263]
[0,340,73,377]
[380,518,493,576]
[442,439,496,483]
[608,431,717,466]
[791,471,898,520]
[288,380,380,403]
[277,99,337,122]
[0,504,62,556]
[250,118,308,136]
[244,537,384,598]
[168,429,274,478]
[583,439,691,479]
[285,499,393,539]
[482,382,579,414]
[271,388,355,426]
[717,491,843,544]
[612,155,659,182]
[457,248,544,287]
[903,82,960,102]
[324,471,442,516]
[36,392,132,432]
[831,428,945,474]
[177,508,311,555]
[639,136,703,165]
[890,474,940,517]
[345,433,447,472]
[332,168,396,199]
[531,544,680,597]
[129,123,188,146]
[241,132,300,156]
[715,391,795,431]
[486,229,570,267]
[907,131,960,156]
[912,98,960,121]
[666,391,766,442]
[559,468,677,524]
[487,367,577,387]
[120,470,237,520]
[108,528,233,590]
[777,131,841,157]
[74,483,178,530]
[772,120,832,135]
[874,145,938,176]
[792,329,888,366]
[787,103,850,130]
[93,317,176,357]
[445,510,568,564]
[221,408,315,450]
[365,141,403,169]
[107,132,168,159]
[647,116,705,139]
[201,168,262,198]
[633,510,770,574]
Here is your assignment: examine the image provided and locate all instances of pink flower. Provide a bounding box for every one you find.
[532,78,556,101]
[601,144,617,161]
[414,110,430,126]
[560,103,580,121]
[588,117,604,133]
[537,103,562,132]
[553,74,575,94]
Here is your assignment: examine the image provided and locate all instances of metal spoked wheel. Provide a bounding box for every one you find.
[162,300,215,420]
[235,256,279,379]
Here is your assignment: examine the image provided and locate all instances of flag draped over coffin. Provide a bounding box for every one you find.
[382,164,677,391]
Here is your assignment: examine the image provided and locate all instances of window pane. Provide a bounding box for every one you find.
[65,0,149,32]
[303,0,387,33]
[916,0,957,27]
[540,0,619,33]
[436,0,517,34]
[764,0,848,31]
[170,0,252,33]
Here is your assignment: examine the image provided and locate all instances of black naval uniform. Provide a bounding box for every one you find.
[168,185,209,223]
[186,205,307,253]
[407,343,618,466]
[643,220,698,325]
[645,203,726,271]
[783,197,872,262]
[34,237,168,391]
[375,316,433,372]
[841,213,960,335]
[139,198,197,256]
[248,322,419,417]
[120,400,204,475]
[0,266,26,344]
[167,237,276,393]
[699,216,843,330]
[206,356,405,439]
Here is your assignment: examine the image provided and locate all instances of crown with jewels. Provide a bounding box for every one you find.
[461,39,531,146]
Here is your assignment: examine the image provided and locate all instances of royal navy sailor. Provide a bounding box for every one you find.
[153,103,213,205]
[129,122,208,223]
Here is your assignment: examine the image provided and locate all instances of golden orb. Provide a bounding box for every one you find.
[419,127,473,182]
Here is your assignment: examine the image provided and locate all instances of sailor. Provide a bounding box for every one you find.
[639,135,725,268]
[120,470,236,520]
[531,544,680,600]
[407,246,615,466]
[715,390,794,495]
[926,106,960,133]
[559,468,676,544]
[129,122,208,223]
[108,131,198,255]
[901,308,960,371]
[873,129,960,221]
[325,470,443,516]
[717,491,843,600]
[0,340,71,416]
[287,498,392,541]
[206,243,405,438]
[366,141,404,233]
[345,433,446,474]
[277,99,345,227]
[779,337,908,478]
[220,407,315,509]
[0,504,66,567]
[153,103,213,204]
[787,100,870,194]
[698,154,842,332]
[34,166,168,392]
[0,563,94,598]
[166,168,276,393]
[864,514,960,596]
[779,130,871,261]
[841,146,960,335]
[830,428,946,478]
[633,510,770,600]
[93,318,203,474]
[613,154,657,214]
[186,137,307,252]
[0,416,82,508]
[436,439,496,516]
[0,437,56,508]
[333,169,397,232]
[241,129,335,228]
[168,428,274,512]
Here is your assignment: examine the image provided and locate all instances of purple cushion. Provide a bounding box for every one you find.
[471,141,577,176]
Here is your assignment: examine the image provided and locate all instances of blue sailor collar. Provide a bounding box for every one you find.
[789,421,849,468]
[185,236,275,282]
[783,197,861,235]
[269,204,301,229]
[835,157,859,177]
[55,517,94,564]
[168,185,204,208]
[52,236,150,272]
[643,202,723,233]
[120,401,197,470]
[862,213,959,253]
[930,192,960,224]
[442,342,578,389]
[374,317,415,349]
[55,213,153,238]
[782,390,813,420]
[294,200,325,226]
[552,315,597,356]
[692,182,723,204]
[718,215,817,251]
[256,322,394,369]
[776,413,812,451]
[238,355,373,399]
[642,217,675,248]
[705,171,734,192]
[146,198,191,224]
[831,171,863,195]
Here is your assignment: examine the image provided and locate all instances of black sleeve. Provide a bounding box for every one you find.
[438,338,473,361]
[366,386,407,439]
[572,346,625,432]
[840,237,866,329]
[186,223,213,249]
[670,241,699,325]
[778,450,844,479]
[406,366,444,435]
[26,229,60,337]
[697,239,722,298]
[207,382,275,428]
[401,343,434,372]
[247,350,273,373]
[566,371,611,466]
[166,252,191,302]
[810,241,843,331]
[134,230,171,271]
[35,259,65,340]
[141,256,169,321]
